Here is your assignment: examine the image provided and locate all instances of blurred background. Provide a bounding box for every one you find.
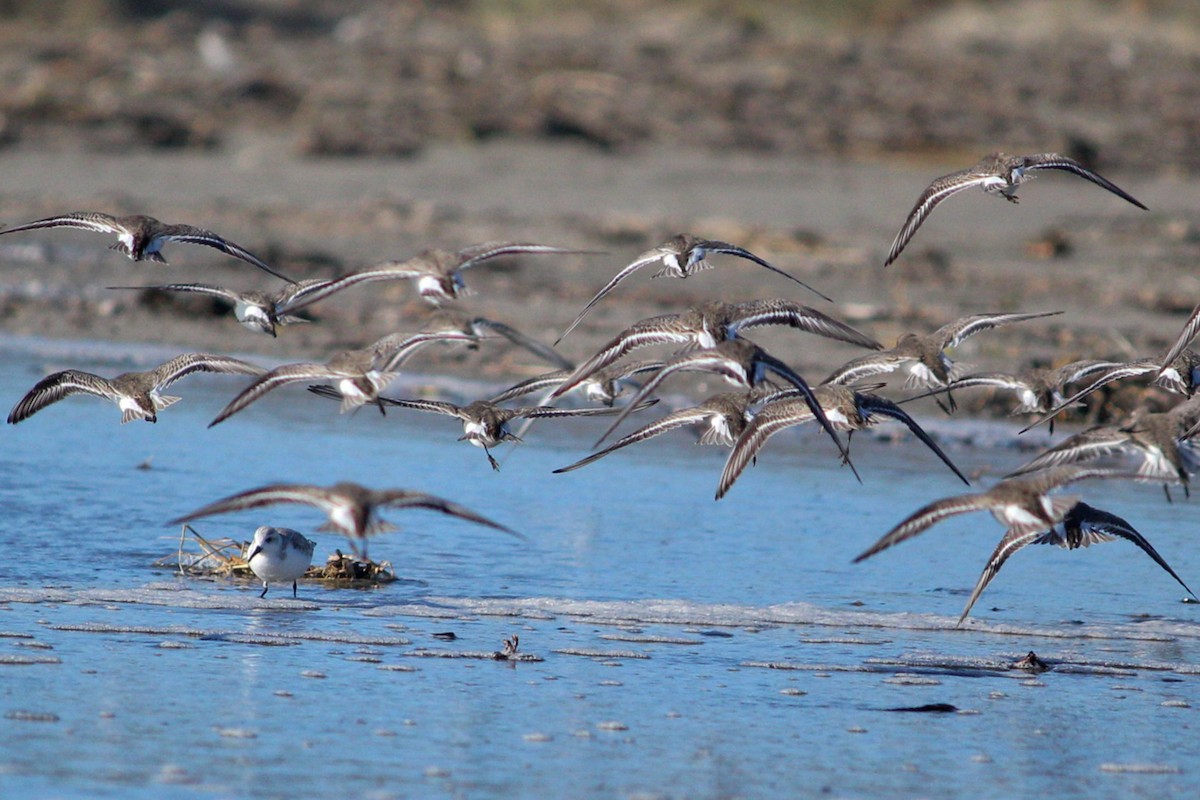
[1,0,1197,171]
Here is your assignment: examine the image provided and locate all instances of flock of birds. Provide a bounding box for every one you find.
[5,151,1200,622]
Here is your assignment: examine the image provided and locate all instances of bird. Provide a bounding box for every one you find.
[490,359,666,408]
[0,212,294,282]
[171,482,519,559]
[960,501,1196,624]
[270,242,591,309]
[107,278,335,337]
[822,311,1062,410]
[914,358,1121,432]
[244,526,315,598]
[208,330,473,426]
[414,308,574,370]
[852,466,1148,623]
[553,390,763,474]
[714,384,970,499]
[584,339,850,466]
[555,233,831,344]
[1008,399,1200,500]
[7,352,266,424]
[308,388,654,470]
[884,152,1147,266]
[550,299,882,403]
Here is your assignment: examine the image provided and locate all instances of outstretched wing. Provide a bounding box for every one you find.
[854,492,993,562]
[715,398,815,499]
[7,370,116,424]
[729,299,882,350]
[960,527,1043,624]
[150,353,266,389]
[857,394,970,485]
[208,363,342,426]
[0,211,122,237]
[701,240,831,302]
[932,311,1062,350]
[554,406,719,474]
[1022,154,1147,210]
[169,483,340,525]
[157,224,293,282]
[884,168,1001,266]
[373,489,522,539]
[554,249,670,345]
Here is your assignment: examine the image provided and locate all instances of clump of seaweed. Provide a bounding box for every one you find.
[157,525,395,587]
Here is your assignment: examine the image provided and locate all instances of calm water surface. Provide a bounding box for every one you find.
[0,336,1197,799]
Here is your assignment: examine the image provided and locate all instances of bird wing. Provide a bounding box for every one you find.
[7,370,116,423]
[933,310,1062,350]
[857,394,970,485]
[822,353,908,386]
[553,407,718,474]
[208,363,344,426]
[156,224,292,282]
[854,493,994,563]
[105,282,241,302]
[1051,502,1197,598]
[472,317,573,370]
[554,249,668,345]
[715,398,815,500]
[702,240,831,302]
[169,484,340,525]
[960,527,1044,624]
[1019,360,1158,433]
[373,490,522,539]
[1006,428,1131,476]
[884,169,999,266]
[487,370,571,404]
[1022,154,1148,210]
[549,314,694,399]
[457,242,588,270]
[729,299,882,350]
[0,211,122,236]
[150,353,266,389]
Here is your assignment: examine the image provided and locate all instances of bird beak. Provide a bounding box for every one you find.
[247,545,262,561]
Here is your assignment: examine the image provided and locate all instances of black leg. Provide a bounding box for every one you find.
[260,582,268,598]
[292,580,298,598]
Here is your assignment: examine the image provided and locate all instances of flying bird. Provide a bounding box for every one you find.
[8,353,265,425]
[0,212,294,282]
[556,233,831,343]
[276,242,591,308]
[171,482,519,559]
[107,278,334,337]
[884,153,1147,267]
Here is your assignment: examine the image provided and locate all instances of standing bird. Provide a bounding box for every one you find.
[8,352,265,425]
[275,242,591,308]
[208,330,472,425]
[171,482,519,560]
[107,278,334,337]
[960,502,1195,624]
[715,384,969,499]
[556,233,831,343]
[550,299,882,402]
[823,311,1061,410]
[244,526,315,599]
[853,467,1153,623]
[884,153,1147,267]
[0,212,294,282]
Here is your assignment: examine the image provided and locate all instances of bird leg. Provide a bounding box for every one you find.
[259,582,269,598]
[292,580,298,599]
[486,446,501,471]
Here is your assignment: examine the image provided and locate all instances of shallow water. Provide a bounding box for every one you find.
[1,335,1198,799]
